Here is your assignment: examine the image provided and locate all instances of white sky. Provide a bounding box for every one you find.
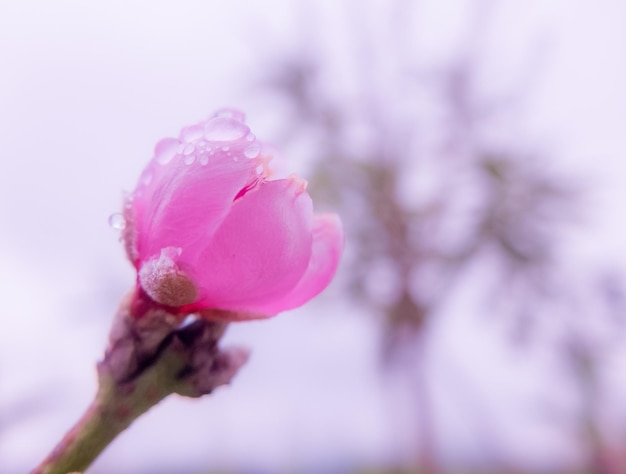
[1,0,626,472]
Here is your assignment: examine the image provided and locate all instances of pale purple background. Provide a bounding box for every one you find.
[1,0,626,472]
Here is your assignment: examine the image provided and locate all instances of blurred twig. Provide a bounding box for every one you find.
[253,1,623,472]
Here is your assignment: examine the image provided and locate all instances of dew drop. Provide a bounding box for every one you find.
[154,138,180,165]
[199,154,209,166]
[246,133,255,142]
[183,143,195,155]
[180,124,204,142]
[203,117,249,142]
[108,213,126,230]
[256,165,264,174]
[184,154,196,165]
[244,143,261,159]
[221,145,230,152]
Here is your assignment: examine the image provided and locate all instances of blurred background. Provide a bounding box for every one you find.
[1,0,626,473]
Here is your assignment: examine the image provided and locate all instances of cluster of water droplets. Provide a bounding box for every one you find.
[154,109,262,169]
[109,110,265,233]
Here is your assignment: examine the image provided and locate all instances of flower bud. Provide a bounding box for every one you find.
[118,110,344,319]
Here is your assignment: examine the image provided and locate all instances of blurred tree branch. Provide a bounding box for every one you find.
[254,1,625,472]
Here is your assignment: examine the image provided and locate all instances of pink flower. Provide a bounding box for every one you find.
[121,110,343,319]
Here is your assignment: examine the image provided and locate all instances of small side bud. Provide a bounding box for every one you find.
[139,247,198,307]
[176,344,250,397]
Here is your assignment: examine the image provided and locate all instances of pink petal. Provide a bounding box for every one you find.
[245,213,344,316]
[128,119,261,266]
[190,178,314,311]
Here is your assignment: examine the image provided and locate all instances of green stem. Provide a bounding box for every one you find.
[31,390,137,473]
[32,347,185,474]
[31,298,240,474]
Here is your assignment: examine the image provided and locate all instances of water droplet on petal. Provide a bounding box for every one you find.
[244,143,261,159]
[108,213,126,230]
[155,138,180,165]
[199,154,209,165]
[246,133,255,141]
[184,154,196,165]
[222,145,230,152]
[203,117,249,142]
[183,143,195,155]
[180,124,204,142]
